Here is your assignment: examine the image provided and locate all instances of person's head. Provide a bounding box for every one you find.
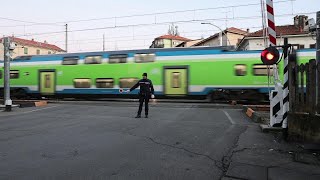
[142,73,147,79]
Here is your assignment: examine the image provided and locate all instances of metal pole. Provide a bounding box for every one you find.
[65,24,68,53]
[219,31,223,46]
[103,34,105,51]
[3,37,12,112]
[316,11,320,113]
[317,11,320,63]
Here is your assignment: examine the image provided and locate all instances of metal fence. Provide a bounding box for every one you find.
[289,59,319,114]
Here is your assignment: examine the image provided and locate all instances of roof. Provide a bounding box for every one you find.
[192,27,248,46]
[247,25,309,37]
[175,39,203,47]
[1,37,65,52]
[155,34,191,41]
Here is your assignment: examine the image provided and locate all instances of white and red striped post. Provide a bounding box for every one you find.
[266,0,277,46]
[265,0,285,127]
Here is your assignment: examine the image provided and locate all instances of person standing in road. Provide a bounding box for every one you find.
[126,73,155,118]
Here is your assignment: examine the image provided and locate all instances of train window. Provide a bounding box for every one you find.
[172,72,181,88]
[109,54,127,63]
[10,70,19,79]
[253,65,276,76]
[0,70,2,79]
[134,53,155,63]
[73,78,91,88]
[234,64,247,76]
[62,56,79,65]
[96,78,114,88]
[119,78,139,88]
[85,55,102,64]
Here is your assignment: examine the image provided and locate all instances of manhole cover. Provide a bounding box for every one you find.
[294,153,320,166]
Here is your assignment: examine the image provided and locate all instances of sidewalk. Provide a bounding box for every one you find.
[232,107,320,179]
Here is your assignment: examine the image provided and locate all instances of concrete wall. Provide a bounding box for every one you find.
[288,113,320,143]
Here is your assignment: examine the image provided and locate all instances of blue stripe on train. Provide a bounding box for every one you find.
[25,87,272,95]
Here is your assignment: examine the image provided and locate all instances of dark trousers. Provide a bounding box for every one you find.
[137,95,150,115]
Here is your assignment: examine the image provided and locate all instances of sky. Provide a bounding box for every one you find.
[0,0,318,52]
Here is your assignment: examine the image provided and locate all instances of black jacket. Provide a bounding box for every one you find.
[130,79,154,95]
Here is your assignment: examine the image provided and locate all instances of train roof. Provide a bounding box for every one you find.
[4,46,316,62]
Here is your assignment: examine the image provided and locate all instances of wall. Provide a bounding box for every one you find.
[288,113,320,143]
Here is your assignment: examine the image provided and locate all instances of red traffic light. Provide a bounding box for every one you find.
[261,47,280,65]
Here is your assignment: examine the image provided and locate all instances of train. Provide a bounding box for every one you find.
[0,46,316,101]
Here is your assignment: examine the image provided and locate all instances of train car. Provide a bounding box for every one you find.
[0,46,316,101]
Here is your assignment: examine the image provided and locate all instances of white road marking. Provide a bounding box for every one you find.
[222,110,236,125]
[0,105,59,117]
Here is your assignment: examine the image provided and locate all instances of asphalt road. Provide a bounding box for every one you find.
[0,102,318,180]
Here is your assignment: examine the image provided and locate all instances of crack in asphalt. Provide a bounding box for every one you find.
[219,126,248,180]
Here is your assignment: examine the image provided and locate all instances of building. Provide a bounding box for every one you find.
[149,35,191,48]
[0,37,65,59]
[237,15,316,50]
[175,39,203,47]
[192,27,248,48]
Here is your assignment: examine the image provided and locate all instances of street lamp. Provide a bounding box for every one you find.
[201,22,231,46]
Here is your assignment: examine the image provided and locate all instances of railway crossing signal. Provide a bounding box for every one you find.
[260,46,280,65]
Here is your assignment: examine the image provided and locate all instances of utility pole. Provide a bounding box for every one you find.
[3,37,12,112]
[103,34,105,51]
[65,24,68,53]
[317,11,320,63]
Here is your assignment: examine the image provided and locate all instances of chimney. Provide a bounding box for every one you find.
[294,15,308,31]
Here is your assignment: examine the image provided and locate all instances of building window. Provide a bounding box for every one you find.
[310,44,316,49]
[172,72,181,88]
[298,45,305,49]
[48,51,52,54]
[24,47,28,54]
[96,78,114,88]
[62,56,79,65]
[10,70,19,79]
[253,64,276,76]
[73,79,91,88]
[234,64,247,76]
[109,54,127,63]
[134,53,155,63]
[36,49,40,55]
[119,78,139,88]
[85,55,102,64]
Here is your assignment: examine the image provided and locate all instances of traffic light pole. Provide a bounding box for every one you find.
[3,37,12,112]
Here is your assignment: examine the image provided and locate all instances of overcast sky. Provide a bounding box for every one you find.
[0,0,318,52]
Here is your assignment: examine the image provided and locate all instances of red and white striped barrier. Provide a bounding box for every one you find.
[266,0,277,46]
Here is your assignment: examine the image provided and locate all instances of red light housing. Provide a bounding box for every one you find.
[261,47,280,65]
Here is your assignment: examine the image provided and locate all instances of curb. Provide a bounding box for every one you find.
[19,101,48,108]
[242,106,263,123]
[259,124,282,133]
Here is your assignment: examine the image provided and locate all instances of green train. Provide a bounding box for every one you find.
[0,46,316,101]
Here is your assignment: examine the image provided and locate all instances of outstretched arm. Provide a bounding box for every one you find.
[129,80,140,92]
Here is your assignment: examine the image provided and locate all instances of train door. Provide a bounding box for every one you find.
[164,66,188,95]
[39,70,56,95]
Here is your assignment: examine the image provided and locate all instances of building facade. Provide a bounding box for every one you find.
[192,27,248,48]
[149,35,191,48]
[237,15,316,50]
[0,37,65,59]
